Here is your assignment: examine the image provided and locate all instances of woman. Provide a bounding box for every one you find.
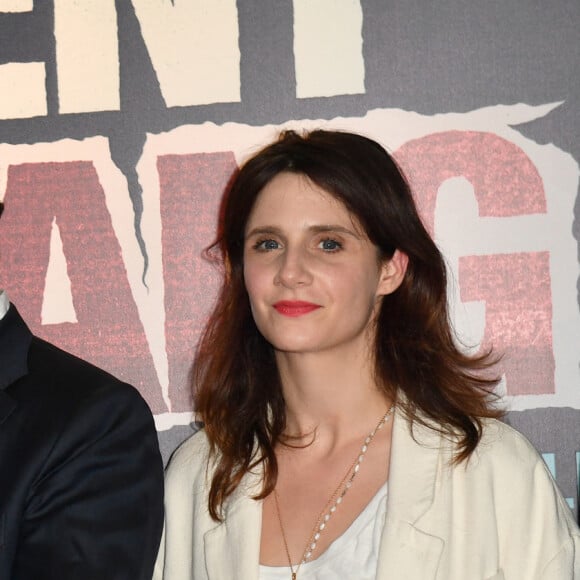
[155,130,580,579]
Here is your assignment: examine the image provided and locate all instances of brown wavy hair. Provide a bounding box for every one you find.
[194,129,502,521]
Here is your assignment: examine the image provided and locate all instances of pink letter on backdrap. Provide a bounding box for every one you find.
[0,161,167,412]
[459,252,554,395]
[395,131,546,235]
[395,131,554,395]
[158,152,237,412]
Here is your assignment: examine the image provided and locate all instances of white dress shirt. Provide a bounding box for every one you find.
[0,290,9,321]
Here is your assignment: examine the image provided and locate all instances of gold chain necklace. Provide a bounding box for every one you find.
[273,405,395,580]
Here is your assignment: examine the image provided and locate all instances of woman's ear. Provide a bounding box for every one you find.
[377,250,408,296]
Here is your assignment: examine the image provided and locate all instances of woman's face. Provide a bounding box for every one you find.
[243,172,407,357]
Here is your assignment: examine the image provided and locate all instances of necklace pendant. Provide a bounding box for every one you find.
[276,406,395,580]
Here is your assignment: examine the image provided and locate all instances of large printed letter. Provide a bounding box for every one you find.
[460,252,554,395]
[395,131,554,395]
[0,2,45,119]
[0,161,167,412]
[293,0,365,98]
[54,0,120,114]
[158,151,237,412]
[395,131,546,235]
[131,0,240,107]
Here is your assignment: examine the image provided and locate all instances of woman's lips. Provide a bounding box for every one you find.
[273,300,321,317]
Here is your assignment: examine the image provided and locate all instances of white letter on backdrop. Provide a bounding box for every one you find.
[0,62,46,119]
[131,0,240,107]
[54,0,120,114]
[0,2,45,119]
[293,0,365,98]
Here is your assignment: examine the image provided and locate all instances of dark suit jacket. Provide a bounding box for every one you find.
[0,304,164,579]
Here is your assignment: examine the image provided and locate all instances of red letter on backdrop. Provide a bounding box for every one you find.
[0,161,167,412]
[158,152,237,412]
[395,131,554,395]
[459,252,554,395]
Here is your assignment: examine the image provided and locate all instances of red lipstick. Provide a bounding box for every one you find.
[273,300,321,317]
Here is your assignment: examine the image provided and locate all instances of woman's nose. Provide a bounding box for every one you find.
[274,247,313,288]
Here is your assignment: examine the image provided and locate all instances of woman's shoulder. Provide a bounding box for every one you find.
[475,418,545,467]
[468,418,567,498]
[165,428,212,483]
[445,419,577,527]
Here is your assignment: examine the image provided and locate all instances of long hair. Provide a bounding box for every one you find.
[194,129,501,520]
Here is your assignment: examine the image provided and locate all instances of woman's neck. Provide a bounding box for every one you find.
[275,348,392,447]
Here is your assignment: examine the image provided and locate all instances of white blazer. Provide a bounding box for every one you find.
[154,411,580,579]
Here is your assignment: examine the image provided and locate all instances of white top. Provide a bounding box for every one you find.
[259,482,387,580]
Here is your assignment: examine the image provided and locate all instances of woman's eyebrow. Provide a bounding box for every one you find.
[245,226,283,239]
[308,224,362,239]
[245,224,361,239]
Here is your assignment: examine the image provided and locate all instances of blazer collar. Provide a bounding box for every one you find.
[203,410,447,579]
[203,466,263,580]
[0,304,32,423]
[377,410,445,578]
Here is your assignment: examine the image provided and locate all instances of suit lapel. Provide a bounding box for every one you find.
[0,391,17,424]
[0,305,32,423]
[377,411,445,579]
[203,470,263,580]
[0,304,31,390]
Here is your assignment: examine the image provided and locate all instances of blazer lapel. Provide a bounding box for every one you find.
[0,391,16,424]
[377,519,444,579]
[205,412,447,579]
[203,470,263,580]
[377,411,445,579]
[0,305,32,423]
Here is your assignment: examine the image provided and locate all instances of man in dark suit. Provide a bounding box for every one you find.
[0,201,164,579]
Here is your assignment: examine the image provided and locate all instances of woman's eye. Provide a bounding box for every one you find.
[318,238,342,252]
[254,239,280,251]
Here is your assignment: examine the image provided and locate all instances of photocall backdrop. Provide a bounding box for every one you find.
[0,1,579,512]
